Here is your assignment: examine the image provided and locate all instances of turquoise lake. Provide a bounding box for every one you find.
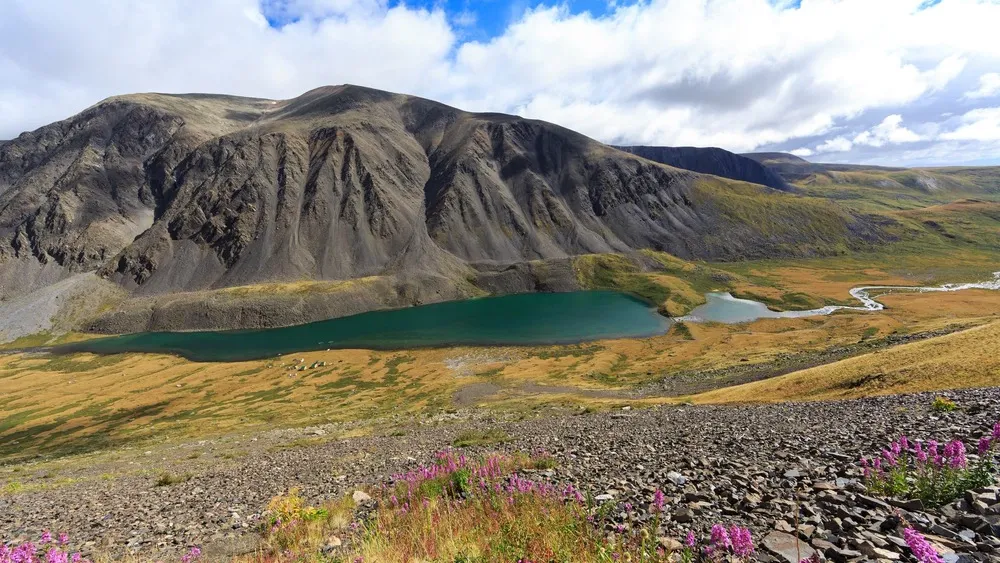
[60,291,670,362]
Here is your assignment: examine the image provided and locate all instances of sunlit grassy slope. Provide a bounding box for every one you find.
[693,293,1000,404]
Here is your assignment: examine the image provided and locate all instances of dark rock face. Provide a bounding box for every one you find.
[1,85,887,303]
[619,146,792,191]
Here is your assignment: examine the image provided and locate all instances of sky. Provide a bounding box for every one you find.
[2,0,1000,166]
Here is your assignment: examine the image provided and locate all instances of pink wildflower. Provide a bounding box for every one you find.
[943,440,967,469]
[903,527,944,563]
[652,489,665,513]
[685,531,697,548]
[709,524,732,551]
[979,436,992,456]
[180,546,201,563]
[45,548,68,563]
[729,525,754,557]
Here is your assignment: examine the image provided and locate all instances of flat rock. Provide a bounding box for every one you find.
[763,531,818,563]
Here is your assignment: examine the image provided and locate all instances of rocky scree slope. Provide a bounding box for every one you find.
[1,86,888,307]
[1,388,998,561]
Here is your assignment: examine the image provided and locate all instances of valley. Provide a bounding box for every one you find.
[2,85,1000,562]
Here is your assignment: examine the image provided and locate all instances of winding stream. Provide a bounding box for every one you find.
[681,271,1000,324]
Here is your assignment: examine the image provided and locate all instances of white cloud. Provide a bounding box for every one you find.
[816,136,854,153]
[789,148,813,157]
[0,0,999,165]
[852,114,922,147]
[941,107,1000,142]
[963,73,1000,100]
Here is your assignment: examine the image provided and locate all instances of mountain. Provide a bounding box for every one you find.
[619,146,791,191]
[0,85,892,332]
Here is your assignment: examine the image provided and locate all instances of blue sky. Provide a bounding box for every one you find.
[386,0,624,38]
[263,0,633,40]
[2,0,1000,166]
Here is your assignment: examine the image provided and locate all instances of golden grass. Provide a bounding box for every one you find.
[214,276,379,296]
[693,296,1000,404]
[4,257,1000,460]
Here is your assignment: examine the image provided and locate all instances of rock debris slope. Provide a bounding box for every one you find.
[2,389,998,561]
[2,85,887,303]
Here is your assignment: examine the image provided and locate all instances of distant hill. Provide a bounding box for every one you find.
[742,152,1000,193]
[617,146,791,191]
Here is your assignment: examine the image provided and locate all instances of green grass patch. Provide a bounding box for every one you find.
[453,428,511,447]
[154,471,192,487]
[672,322,694,340]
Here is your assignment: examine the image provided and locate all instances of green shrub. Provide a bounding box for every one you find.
[931,396,957,412]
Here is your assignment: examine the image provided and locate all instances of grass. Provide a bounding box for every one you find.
[243,451,688,563]
[692,317,1000,404]
[154,471,192,487]
[1,480,23,495]
[573,252,727,315]
[453,428,511,447]
[672,322,694,340]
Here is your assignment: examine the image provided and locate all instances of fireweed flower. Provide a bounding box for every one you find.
[709,524,732,551]
[652,489,665,513]
[903,528,944,563]
[979,436,992,456]
[927,441,942,467]
[180,546,202,563]
[45,547,68,563]
[729,526,754,557]
[881,448,898,467]
[943,440,967,469]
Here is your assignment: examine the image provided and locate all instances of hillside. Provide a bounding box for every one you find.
[0,86,890,331]
[619,145,791,191]
[744,152,1000,212]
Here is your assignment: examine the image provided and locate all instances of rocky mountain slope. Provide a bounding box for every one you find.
[2,388,998,561]
[1,86,890,326]
[619,145,791,191]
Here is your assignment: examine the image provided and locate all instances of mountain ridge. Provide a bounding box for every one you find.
[618,146,791,192]
[0,85,893,332]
